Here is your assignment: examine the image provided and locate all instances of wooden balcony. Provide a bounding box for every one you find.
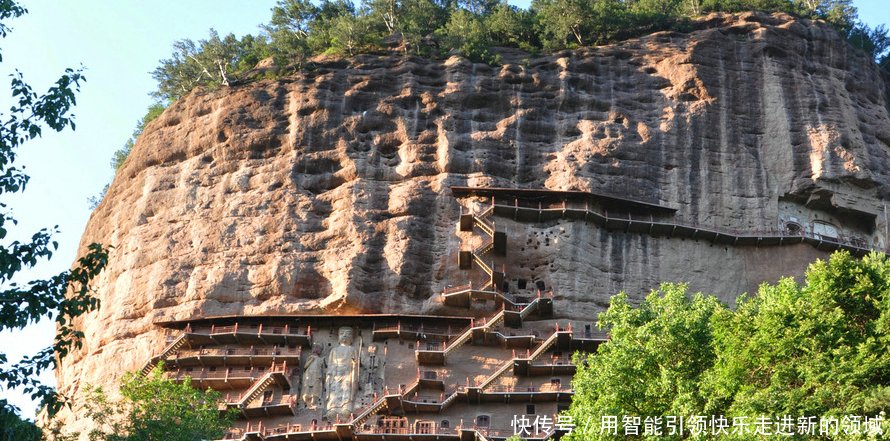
[242,393,298,418]
[167,345,302,367]
[170,364,289,390]
[237,421,339,441]
[527,354,576,375]
[372,322,465,342]
[478,383,573,402]
[185,323,312,347]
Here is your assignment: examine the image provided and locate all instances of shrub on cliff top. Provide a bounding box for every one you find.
[147,0,884,103]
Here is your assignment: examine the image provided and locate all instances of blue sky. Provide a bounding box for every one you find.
[0,0,888,419]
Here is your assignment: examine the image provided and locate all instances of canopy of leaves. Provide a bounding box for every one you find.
[0,405,41,441]
[151,30,269,102]
[565,251,890,440]
[0,0,109,417]
[66,365,234,441]
[566,283,724,440]
[149,0,885,103]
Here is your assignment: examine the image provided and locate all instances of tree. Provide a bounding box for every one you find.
[847,23,890,62]
[398,0,451,54]
[327,13,375,56]
[566,252,890,439]
[564,283,723,440]
[486,2,538,51]
[151,30,265,103]
[1,405,41,441]
[365,0,400,35]
[0,1,109,417]
[76,365,235,441]
[533,0,627,50]
[437,8,495,62]
[706,252,890,421]
[265,0,316,68]
[533,0,589,49]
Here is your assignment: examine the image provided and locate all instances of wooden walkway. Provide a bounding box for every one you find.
[490,200,875,256]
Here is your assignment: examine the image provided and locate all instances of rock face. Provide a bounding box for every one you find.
[59,12,890,414]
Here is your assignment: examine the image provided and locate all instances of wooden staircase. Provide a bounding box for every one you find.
[235,362,290,408]
[139,331,188,376]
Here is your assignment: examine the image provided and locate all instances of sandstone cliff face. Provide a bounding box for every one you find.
[59,12,890,406]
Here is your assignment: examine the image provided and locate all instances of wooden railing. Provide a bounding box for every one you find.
[489,200,880,255]
[171,361,286,383]
[192,323,311,337]
[176,345,301,358]
[442,282,473,295]
[533,354,573,365]
[139,332,188,376]
[357,426,457,435]
[472,254,494,277]
[484,383,572,393]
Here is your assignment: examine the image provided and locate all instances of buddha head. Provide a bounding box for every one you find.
[337,326,353,345]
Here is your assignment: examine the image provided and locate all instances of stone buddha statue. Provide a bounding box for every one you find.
[360,343,385,399]
[300,343,324,410]
[324,326,358,419]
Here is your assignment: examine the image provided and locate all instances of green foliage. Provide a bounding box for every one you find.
[0,405,41,441]
[75,365,234,441]
[848,24,890,63]
[707,252,890,420]
[566,252,890,440]
[565,283,723,440]
[151,29,266,102]
[325,8,375,56]
[148,0,886,102]
[437,8,495,62]
[486,2,538,52]
[0,0,109,417]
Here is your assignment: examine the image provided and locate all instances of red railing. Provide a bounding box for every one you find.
[177,345,301,358]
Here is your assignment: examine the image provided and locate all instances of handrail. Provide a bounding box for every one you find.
[473,237,494,255]
[485,384,573,393]
[472,253,494,276]
[191,324,310,337]
[477,328,560,390]
[518,297,540,320]
[473,214,495,238]
[442,282,473,295]
[476,359,514,390]
[177,345,301,358]
[491,202,880,255]
[525,331,560,361]
[236,363,287,407]
[139,332,188,376]
[533,355,573,365]
[478,203,494,219]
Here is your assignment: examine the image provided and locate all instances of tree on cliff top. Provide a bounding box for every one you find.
[151,30,268,102]
[566,251,890,440]
[0,0,109,417]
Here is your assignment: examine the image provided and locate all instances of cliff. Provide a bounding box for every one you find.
[58,11,890,412]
